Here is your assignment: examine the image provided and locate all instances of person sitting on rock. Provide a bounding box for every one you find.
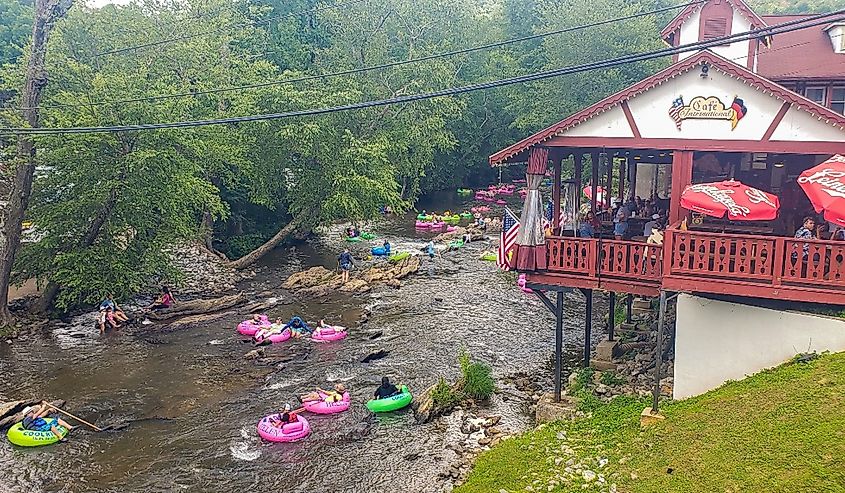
[373,376,400,399]
[21,402,74,440]
[285,316,312,338]
[99,293,129,323]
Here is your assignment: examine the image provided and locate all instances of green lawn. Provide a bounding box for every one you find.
[456,352,845,493]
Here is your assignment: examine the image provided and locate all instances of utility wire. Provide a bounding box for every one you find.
[3,11,842,135]
[95,0,368,57]
[7,1,701,112]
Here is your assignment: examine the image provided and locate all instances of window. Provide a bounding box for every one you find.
[832,87,845,114]
[805,87,827,105]
[702,18,728,40]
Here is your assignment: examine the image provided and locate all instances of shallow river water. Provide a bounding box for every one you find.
[0,192,603,493]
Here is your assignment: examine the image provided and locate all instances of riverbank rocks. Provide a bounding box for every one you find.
[282,256,422,297]
[535,393,578,424]
[167,243,243,297]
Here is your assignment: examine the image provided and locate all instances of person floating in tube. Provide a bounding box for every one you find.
[373,376,400,399]
[285,316,312,339]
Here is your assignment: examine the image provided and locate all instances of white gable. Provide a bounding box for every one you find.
[559,106,634,138]
[554,63,845,143]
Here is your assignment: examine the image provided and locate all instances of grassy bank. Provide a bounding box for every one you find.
[456,352,845,493]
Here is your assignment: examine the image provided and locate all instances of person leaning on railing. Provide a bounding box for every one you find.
[794,216,816,259]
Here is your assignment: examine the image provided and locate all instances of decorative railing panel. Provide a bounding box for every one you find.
[781,239,845,287]
[547,237,593,275]
[599,240,662,281]
[669,231,775,281]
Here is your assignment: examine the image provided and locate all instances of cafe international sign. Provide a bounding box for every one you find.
[668,95,748,131]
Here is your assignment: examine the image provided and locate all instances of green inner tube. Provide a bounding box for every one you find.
[389,252,410,262]
[345,236,362,242]
[457,188,473,194]
[366,385,413,413]
[448,240,465,249]
[460,213,473,219]
[360,232,376,240]
[480,252,497,261]
[7,418,67,447]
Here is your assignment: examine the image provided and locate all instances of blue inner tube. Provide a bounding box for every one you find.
[372,247,390,256]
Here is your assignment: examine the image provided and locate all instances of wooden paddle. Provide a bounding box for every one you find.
[43,402,103,432]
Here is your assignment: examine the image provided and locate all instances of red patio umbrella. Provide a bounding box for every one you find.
[680,179,780,221]
[797,154,845,227]
[583,185,609,205]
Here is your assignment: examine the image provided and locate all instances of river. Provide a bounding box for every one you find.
[0,191,605,493]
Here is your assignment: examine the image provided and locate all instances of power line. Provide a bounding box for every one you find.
[3,11,843,135]
[95,0,368,57]
[8,2,701,112]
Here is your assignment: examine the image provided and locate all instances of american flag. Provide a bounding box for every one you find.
[497,207,520,271]
[669,96,684,130]
[544,201,566,229]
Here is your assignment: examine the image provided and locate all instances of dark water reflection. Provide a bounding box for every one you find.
[0,190,605,493]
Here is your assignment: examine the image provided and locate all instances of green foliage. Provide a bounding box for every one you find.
[224,233,272,260]
[749,0,845,14]
[459,350,495,401]
[0,0,32,64]
[569,367,595,392]
[431,377,461,409]
[600,370,626,386]
[458,352,845,493]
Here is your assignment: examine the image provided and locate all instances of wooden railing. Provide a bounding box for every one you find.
[542,231,845,304]
[663,228,845,303]
[598,240,663,281]
[545,237,662,286]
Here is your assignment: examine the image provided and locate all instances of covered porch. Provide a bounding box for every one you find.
[494,51,845,306]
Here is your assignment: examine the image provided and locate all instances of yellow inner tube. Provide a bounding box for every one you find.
[6,418,67,447]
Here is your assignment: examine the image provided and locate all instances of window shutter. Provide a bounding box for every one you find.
[703,18,728,40]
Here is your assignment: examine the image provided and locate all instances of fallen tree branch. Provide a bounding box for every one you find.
[141,293,248,321]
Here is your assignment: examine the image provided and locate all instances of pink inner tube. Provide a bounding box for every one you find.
[446,226,456,232]
[254,328,291,344]
[415,221,431,228]
[303,392,351,414]
[429,222,444,229]
[496,199,507,205]
[311,326,348,342]
[237,315,271,336]
[257,414,310,443]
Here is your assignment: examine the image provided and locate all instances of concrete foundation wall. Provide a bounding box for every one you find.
[674,294,845,399]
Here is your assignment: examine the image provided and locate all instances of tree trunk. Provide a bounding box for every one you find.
[0,0,73,326]
[200,211,227,260]
[141,293,248,321]
[229,206,318,270]
[36,178,122,313]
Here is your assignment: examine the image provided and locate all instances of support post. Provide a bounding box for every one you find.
[606,155,614,206]
[554,290,564,402]
[652,290,668,412]
[590,151,599,214]
[584,289,592,368]
[629,157,638,200]
[618,156,625,200]
[626,294,633,323]
[553,153,562,235]
[607,291,616,342]
[669,150,694,224]
[574,153,582,218]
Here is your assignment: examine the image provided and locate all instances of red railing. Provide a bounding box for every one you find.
[668,230,775,281]
[545,237,662,286]
[598,240,663,281]
[542,230,845,304]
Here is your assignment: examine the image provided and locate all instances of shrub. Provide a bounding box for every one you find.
[570,367,595,392]
[600,370,626,386]
[459,351,495,401]
[431,377,460,409]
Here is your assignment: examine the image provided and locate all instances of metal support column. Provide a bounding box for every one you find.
[607,291,616,342]
[584,289,593,368]
[652,290,668,412]
[554,290,564,402]
[626,294,633,324]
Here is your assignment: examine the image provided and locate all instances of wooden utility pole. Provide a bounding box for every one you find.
[0,0,72,325]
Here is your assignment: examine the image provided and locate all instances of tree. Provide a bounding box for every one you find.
[0,0,72,325]
[0,0,33,64]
